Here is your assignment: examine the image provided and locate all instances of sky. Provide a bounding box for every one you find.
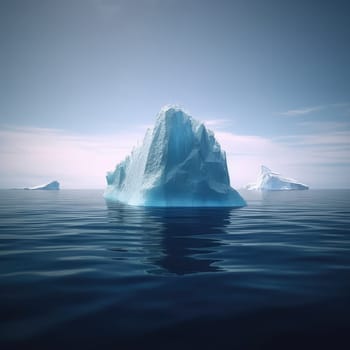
[0,0,349,189]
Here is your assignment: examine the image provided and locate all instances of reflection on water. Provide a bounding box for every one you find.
[106,201,234,275]
[1,190,350,349]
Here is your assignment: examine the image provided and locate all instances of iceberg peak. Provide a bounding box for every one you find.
[105,106,246,207]
[261,165,273,175]
[159,104,186,114]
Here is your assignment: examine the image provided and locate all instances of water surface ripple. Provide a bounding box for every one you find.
[1,189,350,349]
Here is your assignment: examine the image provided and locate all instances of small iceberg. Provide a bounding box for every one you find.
[105,106,246,207]
[25,181,60,190]
[246,166,309,191]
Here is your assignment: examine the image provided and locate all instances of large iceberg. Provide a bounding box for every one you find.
[25,181,60,190]
[105,106,246,207]
[246,166,309,191]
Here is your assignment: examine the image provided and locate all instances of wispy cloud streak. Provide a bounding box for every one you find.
[280,106,324,116]
[0,123,349,189]
[0,126,145,188]
[280,102,350,117]
[204,119,230,127]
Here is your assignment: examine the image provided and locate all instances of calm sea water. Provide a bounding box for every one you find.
[0,189,350,349]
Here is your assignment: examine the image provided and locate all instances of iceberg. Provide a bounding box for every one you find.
[105,106,246,207]
[246,166,309,191]
[25,181,60,190]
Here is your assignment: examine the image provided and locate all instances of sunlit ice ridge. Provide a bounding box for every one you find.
[104,106,246,207]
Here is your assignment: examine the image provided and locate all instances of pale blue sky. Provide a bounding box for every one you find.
[0,0,349,188]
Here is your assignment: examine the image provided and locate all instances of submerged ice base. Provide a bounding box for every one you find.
[105,106,246,207]
[246,166,309,191]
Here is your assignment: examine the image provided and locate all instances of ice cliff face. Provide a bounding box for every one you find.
[105,106,246,207]
[246,166,309,191]
[26,181,60,190]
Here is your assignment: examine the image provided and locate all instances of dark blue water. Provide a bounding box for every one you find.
[1,189,350,349]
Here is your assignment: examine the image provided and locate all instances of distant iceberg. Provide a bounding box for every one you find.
[105,106,246,207]
[25,181,60,190]
[246,166,309,191]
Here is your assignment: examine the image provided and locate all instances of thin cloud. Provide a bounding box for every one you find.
[1,124,349,189]
[0,126,144,189]
[213,128,350,188]
[204,119,230,127]
[296,121,350,131]
[280,102,350,117]
[276,119,350,163]
[280,105,324,116]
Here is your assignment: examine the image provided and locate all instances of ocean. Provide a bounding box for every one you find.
[0,189,350,349]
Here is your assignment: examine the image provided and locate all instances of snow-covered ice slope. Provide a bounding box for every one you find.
[246,165,309,191]
[105,106,246,207]
[26,181,60,190]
